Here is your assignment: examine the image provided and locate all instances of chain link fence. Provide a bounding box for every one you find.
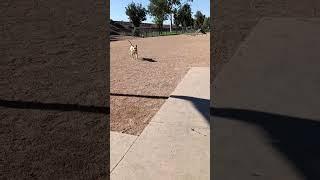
[118,27,200,37]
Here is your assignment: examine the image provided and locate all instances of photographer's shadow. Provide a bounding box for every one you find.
[212,107,320,180]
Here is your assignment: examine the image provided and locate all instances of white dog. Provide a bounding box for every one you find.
[128,40,138,60]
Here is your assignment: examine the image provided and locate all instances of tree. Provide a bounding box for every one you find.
[176,3,193,29]
[125,2,147,36]
[194,11,205,29]
[167,0,181,32]
[173,8,181,28]
[171,0,193,30]
[148,0,170,34]
[202,16,210,31]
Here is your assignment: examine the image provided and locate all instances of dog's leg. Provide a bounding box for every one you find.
[129,51,134,60]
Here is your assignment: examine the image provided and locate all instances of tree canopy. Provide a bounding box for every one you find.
[148,0,170,30]
[167,0,181,13]
[175,3,193,28]
[167,0,181,31]
[202,16,210,30]
[125,2,147,27]
[194,10,205,29]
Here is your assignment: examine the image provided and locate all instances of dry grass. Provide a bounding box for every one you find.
[111,34,210,135]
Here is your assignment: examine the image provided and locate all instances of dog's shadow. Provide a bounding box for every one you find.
[141,57,157,62]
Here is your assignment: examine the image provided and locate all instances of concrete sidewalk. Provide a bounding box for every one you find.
[110,132,137,171]
[111,67,210,180]
[212,18,320,180]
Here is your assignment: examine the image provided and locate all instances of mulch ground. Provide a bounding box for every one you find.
[1,0,108,179]
[111,34,210,135]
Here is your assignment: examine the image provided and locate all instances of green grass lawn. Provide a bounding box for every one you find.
[144,31,186,37]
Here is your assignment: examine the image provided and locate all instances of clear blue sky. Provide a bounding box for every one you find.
[110,0,210,25]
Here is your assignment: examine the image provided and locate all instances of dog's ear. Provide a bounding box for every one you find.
[135,45,137,48]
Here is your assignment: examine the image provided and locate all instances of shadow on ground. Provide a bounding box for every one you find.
[110,93,209,124]
[171,95,209,123]
[0,99,109,114]
[110,93,210,123]
[110,93,168,99]
[141,57,157,62]
[211,107,320,180]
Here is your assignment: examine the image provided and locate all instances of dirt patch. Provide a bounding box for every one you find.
[111,34,210,135]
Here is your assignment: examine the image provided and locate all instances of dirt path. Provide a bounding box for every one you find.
[111,34,210,135]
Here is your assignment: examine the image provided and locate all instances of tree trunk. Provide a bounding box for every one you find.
[170,13,173,32]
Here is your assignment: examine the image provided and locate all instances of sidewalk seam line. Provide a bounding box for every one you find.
[110,135,139,174]
[150,121,210,129]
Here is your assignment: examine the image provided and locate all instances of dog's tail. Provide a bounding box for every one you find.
[128,40,134,46]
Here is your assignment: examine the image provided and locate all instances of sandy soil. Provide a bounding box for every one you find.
[111,34,210,135]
